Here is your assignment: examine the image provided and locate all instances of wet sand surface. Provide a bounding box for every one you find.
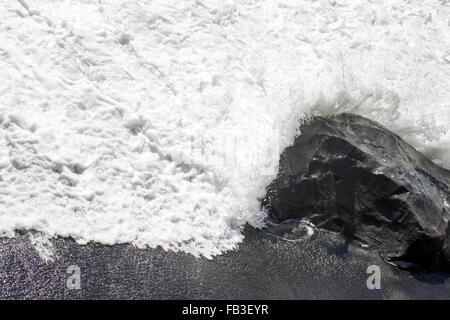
[0,224,449,299]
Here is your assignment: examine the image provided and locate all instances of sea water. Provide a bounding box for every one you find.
[0,0,449,258]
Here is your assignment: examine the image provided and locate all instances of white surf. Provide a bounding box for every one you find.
[0,0,449,258]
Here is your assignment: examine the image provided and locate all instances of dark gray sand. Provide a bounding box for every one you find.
[0,224,449,299]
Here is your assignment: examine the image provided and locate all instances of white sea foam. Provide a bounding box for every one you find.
[0,0,449,258]
[28,232,55,263]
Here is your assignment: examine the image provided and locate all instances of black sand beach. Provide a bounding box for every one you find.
[1,223,449,300]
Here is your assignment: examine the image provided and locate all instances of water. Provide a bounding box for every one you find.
[0,0,449,258]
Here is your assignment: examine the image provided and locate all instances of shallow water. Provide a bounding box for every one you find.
[1,226,449,299]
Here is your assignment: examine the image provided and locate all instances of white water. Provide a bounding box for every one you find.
[1,0,449,258]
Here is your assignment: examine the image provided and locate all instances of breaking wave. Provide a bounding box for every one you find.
[0,0,449,257]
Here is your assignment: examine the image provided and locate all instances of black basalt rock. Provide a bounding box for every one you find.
[262,113,450,271]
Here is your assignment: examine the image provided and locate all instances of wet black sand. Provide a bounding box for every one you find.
[0,224,449,299]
